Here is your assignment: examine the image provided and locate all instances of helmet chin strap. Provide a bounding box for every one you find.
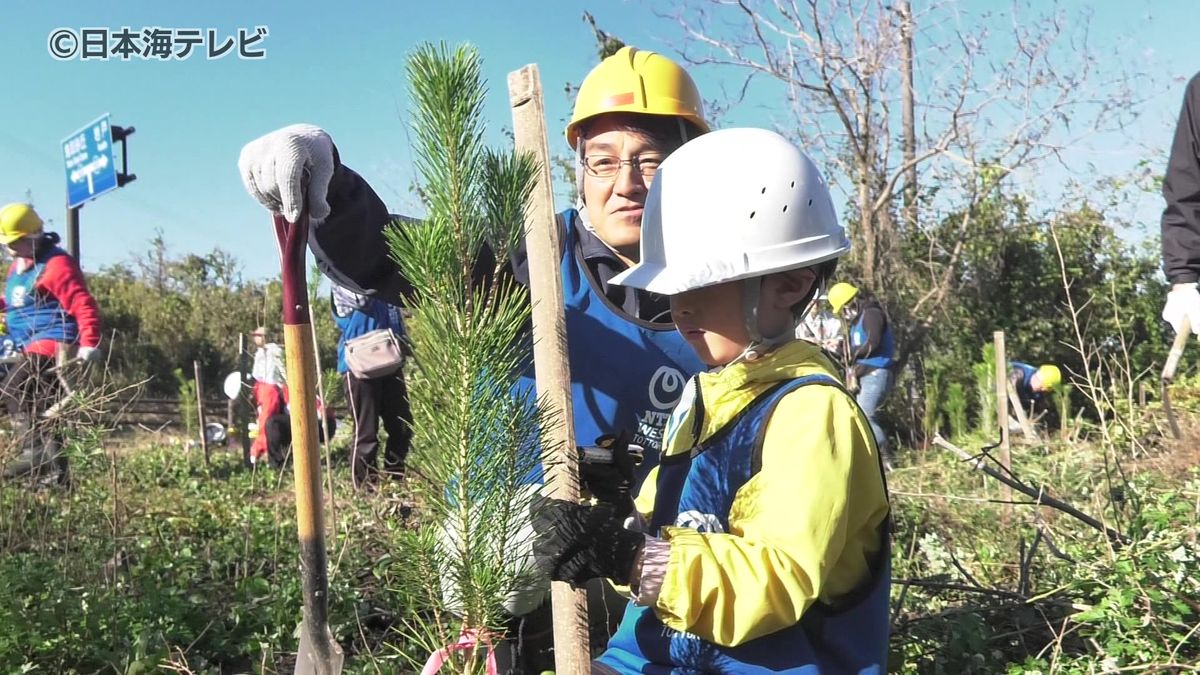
[726,275,823,369]
[577,208,627,260]
[725,278,796,367]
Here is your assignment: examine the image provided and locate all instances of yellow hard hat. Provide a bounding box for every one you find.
[0,203,44,245]
[565,46,709,147]
[828,282,860,313]
[1036,364,1062,391]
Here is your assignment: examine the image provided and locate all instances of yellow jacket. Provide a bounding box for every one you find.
[635,340,890,647]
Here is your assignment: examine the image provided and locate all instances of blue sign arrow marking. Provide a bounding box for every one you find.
[63,113,119,209]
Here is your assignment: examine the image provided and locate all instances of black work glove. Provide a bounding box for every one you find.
[532,498,644,588]
[579,431,638,518]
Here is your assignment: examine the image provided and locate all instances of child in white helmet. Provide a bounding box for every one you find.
[534,128,891,672]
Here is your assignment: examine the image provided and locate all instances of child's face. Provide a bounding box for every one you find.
[670,269,816,367]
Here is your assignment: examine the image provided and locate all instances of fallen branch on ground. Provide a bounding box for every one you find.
[932,433,1130,546]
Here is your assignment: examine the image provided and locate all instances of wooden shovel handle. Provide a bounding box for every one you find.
[272,210,341,673]
[1163,317,1192,384]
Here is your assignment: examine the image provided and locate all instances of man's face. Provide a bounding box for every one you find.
[252,333,266,347]
[580,117,669,263]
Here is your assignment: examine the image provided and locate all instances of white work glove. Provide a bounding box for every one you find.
[237,124,335,223]
[1163,282,1200,338]
[75,346,100,363]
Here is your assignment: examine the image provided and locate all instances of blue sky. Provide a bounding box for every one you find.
[1,0,1198,281]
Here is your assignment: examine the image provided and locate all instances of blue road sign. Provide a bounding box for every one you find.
[63,114,119,209]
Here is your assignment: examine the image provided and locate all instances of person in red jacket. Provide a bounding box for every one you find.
[0,203,101,484]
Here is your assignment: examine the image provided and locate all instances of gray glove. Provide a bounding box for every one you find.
[237,124,335,222]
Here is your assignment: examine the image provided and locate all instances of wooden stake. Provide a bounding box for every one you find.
[194,360,209,466]
[237,333,252,467]
[993,331,1013,516]
[508,63,590,675]
[1007,382,1038,442]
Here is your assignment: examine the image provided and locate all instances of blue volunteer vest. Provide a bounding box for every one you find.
[5,248,79,349]
[598,375,891,674]
[332,294,405,374]
[1010,361,1040,403]
[850,309,895,370]
[515,209,705,487]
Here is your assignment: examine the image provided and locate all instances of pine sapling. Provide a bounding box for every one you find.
[384,42,547,673]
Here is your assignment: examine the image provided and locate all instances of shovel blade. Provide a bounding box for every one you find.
[294,620,344,675]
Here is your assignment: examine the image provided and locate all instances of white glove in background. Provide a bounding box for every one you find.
[1163,282,1200,339]
[75,346,100,363]
[237,124,335,223]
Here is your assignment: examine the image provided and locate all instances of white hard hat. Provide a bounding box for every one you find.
[610,127,850,294]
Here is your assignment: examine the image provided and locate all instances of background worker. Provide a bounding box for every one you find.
[1009,362,1061,407]
[249,326,287,466]
[331,284,412,491]
[0,203,101,485]
[829,281,896,468]
[1008,361,1061,432]
[261,400,336,469]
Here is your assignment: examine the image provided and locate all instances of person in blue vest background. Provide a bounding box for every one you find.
[331,283,412,490]
[1008,361,1061,431]
[829,281,897,468]
[534,128,891,673]
[0,203,101,485]
[237,46,710,669]
[1009,362,1061,407]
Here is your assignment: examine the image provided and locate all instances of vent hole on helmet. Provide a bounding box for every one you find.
[790,180,796,188]
[750,211,756,219]
[761,187,767,194]
[782,204,788,213]
[808,199,813,206]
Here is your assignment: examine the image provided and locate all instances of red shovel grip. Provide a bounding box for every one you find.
[273,212,311,327]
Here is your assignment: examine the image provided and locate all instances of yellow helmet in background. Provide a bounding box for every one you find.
[0,203,44,245]
[828,282,860,314]
[1036,364,1062,391]
[565,46,709,147]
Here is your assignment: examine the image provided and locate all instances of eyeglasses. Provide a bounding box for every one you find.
[582,154,665,180]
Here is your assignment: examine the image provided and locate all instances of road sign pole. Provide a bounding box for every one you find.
[65,202,80,260]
